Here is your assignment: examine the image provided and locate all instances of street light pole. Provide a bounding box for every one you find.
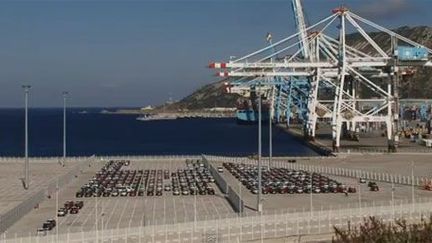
[62,91,68,166]
[391,178,395,219]
[22,85,31,189]
[269,109,272,170]
[411,161,415,204]
[257,83,263,212]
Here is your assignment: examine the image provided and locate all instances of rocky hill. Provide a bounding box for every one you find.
[164,26,432,111]
[161,80,240,111]
[346,26,432,99]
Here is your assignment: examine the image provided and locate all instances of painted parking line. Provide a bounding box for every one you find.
[79,199,97,230]
[102,198,118,229]
[115,198,129,229]
[209,194,221,220]
[181,196,188,222]
[152,198,157,225]
[128,198,138,228]
[200,197,210,219]
[139,198,148,227]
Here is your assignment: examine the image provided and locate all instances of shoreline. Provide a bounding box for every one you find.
[101,109,236,118]
[277,124,334,157]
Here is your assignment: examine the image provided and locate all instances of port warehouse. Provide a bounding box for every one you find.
[1,154,432,242]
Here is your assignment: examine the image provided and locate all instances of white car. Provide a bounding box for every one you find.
[182,190,189,195]
[217,167,224,173]
[57,210,66,217]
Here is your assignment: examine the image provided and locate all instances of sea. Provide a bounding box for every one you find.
[0,108,318,157]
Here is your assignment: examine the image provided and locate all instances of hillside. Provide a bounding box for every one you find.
[161,80,240,111]
[164,26,432,111]
[346,26,432,99]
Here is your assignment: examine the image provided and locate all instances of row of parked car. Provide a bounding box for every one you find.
[171,160,215,196]
[57,201,84,217]
[76,160,147,198]
[223,162,357,194]
[75,159,217,198]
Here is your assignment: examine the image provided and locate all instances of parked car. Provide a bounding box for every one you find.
[74,201,84,209]
[70,207,79,214]
[370,184,379,191]
[42,219,56,231]
[348,187,357,193]
[57,209,67,217]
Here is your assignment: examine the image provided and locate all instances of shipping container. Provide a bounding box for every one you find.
[397,46,429,61]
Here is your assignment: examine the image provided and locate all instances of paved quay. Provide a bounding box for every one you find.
[0,158,92,216]
[294,154,432,178]
[284,124,432,154]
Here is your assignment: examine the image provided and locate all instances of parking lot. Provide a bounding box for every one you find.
[215,160,432,214]
[5,159,235,238]
[4,155,432,239]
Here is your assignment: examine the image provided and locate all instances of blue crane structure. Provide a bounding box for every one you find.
[210,2,432,152]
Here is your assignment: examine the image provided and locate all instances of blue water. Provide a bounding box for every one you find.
[0,108,318,157]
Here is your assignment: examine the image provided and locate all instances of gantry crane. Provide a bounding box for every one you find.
[210,3,432,152]
[221,0,314,128]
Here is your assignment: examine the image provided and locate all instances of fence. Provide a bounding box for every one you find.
[202,155,228,194]
[0,155,202,163]
[0,190,45,233]
[202,155,244,213]
[339,146,432,154]
[226,186,244,214]
[4,197,432,242]
[204,155,428,187]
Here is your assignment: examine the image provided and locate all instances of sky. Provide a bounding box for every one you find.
[0,0,431,108]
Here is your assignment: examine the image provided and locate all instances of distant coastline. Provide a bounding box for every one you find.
[100,108,236,118]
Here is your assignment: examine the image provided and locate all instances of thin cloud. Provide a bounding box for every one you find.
[356,0,413,19]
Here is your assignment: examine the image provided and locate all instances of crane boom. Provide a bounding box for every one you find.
[291,0,310,59]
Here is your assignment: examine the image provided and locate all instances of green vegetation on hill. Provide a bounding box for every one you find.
[162,80,240,111]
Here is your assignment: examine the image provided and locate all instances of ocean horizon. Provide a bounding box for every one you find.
[0,108,318,157]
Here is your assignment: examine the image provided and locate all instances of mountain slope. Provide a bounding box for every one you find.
[163,80,240,111]
[346,26,432,98]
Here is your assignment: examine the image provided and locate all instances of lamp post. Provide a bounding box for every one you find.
[411,161,415,205]
[269,103,272,170]
[62,91,68,166]
[257,83,263,212]
[22,85,31,189]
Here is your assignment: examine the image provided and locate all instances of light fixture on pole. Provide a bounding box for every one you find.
[22,85,31,189]
[266,33,273,171]
[257,82,263,212]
